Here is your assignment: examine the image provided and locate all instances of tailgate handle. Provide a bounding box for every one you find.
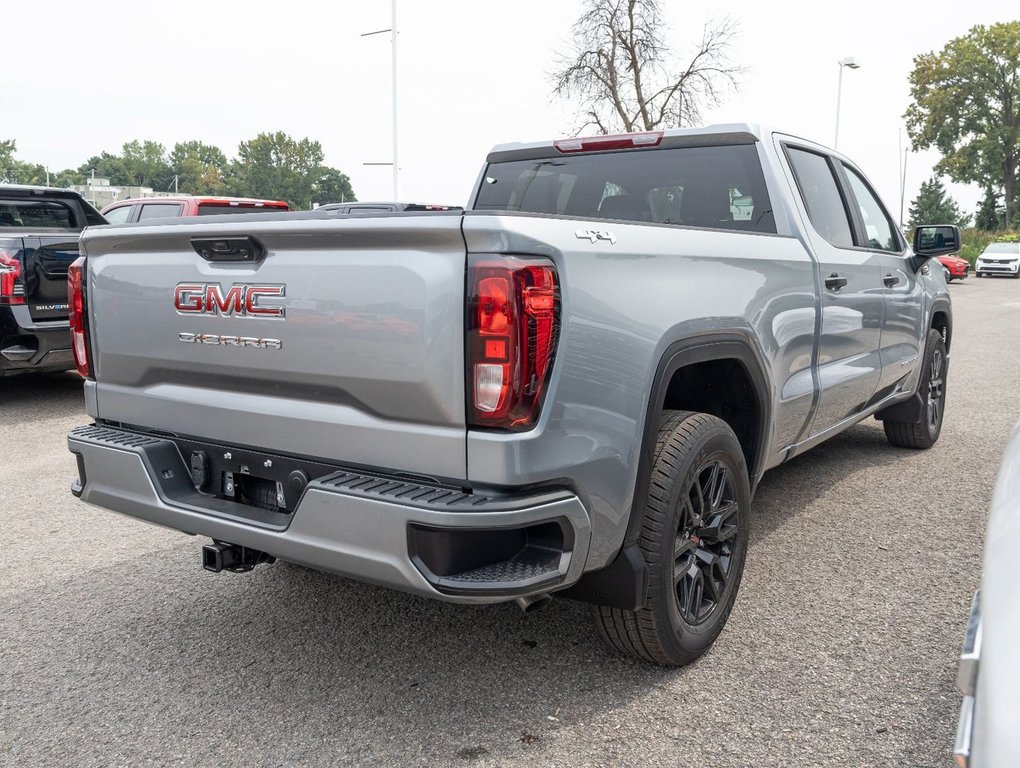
[191,236,265,263]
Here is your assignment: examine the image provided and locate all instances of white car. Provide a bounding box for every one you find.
[975,242,1020,278]
[955,420,1020,767]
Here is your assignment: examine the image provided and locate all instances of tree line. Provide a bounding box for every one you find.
[0,132,356,210]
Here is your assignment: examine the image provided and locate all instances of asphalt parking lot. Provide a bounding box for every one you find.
[3,276,1019,768]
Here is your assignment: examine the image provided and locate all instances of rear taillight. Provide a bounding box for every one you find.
[468,257,558,430]
[0,247,26,305]
[67,256,90,378]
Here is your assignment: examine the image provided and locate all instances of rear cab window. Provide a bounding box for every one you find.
[0,199,76,229]
[473,143,777,234]
[197,202,288,215]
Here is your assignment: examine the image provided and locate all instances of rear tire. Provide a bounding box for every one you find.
[592,411,750,666]
[883,328,947,449]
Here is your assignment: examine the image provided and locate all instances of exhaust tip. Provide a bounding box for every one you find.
[515,594,553,614]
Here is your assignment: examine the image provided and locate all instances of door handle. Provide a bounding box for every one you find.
[824,273,848,291]
[883,273,899,287]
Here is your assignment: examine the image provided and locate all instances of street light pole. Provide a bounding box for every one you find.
[834,57,860,150]
[362,1,399,199]
[391,0,398,200]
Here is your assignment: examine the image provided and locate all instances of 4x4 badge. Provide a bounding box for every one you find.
[575,229,617,245]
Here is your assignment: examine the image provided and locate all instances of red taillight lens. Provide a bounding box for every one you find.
[468,257,558,430]
[0,248,26,305]
[67,256,90,378]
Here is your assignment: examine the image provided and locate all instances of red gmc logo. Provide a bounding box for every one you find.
[174,283,286,318]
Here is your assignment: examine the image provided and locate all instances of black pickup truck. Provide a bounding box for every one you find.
[0,185,106,376]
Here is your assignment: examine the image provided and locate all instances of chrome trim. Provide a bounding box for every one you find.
[958,590,982,696]
[954,695,974,768]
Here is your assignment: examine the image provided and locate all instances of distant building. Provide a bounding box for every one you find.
[70,177,179,210]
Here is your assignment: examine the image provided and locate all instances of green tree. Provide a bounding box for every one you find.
[121,140,172,188]
[908,176,970,228]
[0,139,17,182]
[905,22,1020,228]
[974,187,1005,230]
[77,141,171,188]
[76,151,130,185]
[312,167,356,206]
[170,141,228,195]
[229,132,325,209]
[0,139,67,185]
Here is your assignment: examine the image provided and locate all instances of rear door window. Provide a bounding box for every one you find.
[103,205,133,224]
[474,143,777,234]
[842,165,902,252]
[785,147,854,248]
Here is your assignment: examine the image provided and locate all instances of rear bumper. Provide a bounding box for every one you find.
[0,306,73,375]
[67,424,592,604]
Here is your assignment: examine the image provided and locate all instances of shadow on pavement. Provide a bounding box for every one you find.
[0,370,83,420]
[2,418,937,766]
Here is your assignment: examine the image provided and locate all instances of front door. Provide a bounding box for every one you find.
[838,162,925,397]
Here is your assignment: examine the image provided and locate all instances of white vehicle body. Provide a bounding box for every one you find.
[956,420,1020,767]
[975,242,1020,278]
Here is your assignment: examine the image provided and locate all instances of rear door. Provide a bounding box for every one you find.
[782,143,884,436]
[837,162,924,396]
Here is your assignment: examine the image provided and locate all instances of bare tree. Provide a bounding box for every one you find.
[553,0,742,134]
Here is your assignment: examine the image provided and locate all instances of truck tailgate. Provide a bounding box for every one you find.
[26,234,80,320]
[80,214,468,480]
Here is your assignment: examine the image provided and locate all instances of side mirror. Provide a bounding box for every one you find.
[913,225,961,257]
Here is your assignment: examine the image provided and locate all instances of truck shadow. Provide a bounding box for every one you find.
[750,419,919,544]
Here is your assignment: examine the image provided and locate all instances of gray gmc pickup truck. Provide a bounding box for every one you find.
[67,125,956,666]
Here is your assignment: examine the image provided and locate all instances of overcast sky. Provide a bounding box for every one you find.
[4,0,1014,217]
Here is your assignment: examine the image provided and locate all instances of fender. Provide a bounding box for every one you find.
[560,332,772,609]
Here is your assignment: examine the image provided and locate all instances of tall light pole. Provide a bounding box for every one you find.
[362,0,399,199]
[834,56,860,150]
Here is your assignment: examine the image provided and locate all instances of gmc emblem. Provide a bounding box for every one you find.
[174,283,285,318]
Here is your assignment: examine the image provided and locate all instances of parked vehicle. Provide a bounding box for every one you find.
[938,253,970,282]
[975,242,1020,278]
[954,420,1020,767]
[317,202,463,214]
[0,185,105,376]
[100,196,289,224]
[67,125,955,666]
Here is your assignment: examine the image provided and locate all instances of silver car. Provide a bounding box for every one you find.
[955,420,1020,766]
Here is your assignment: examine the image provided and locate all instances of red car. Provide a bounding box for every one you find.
[101,196,289,224]
[938,253,969,282]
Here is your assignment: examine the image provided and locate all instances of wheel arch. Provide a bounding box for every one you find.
[930,300,952,352]
[560,333,771,610]
[625,334,772,548]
